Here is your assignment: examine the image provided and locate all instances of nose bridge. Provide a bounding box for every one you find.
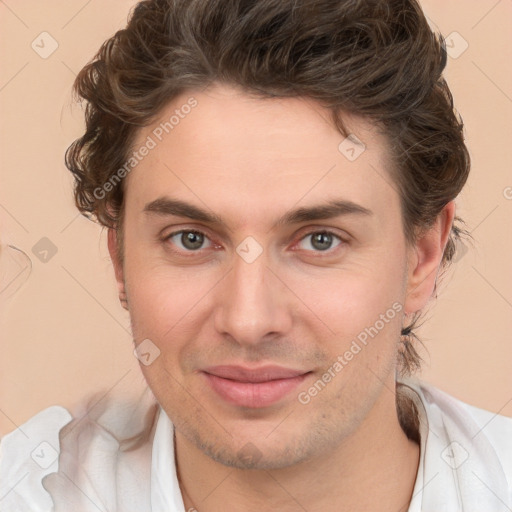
[213,247,291,344]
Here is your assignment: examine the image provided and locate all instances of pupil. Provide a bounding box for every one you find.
[183,232,203,250]
[312,233,331,251]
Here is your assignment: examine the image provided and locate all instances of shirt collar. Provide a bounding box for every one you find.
[151,406,186,512]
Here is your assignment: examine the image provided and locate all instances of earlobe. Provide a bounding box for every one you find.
[107,228,128,310]
[403,201,456,315]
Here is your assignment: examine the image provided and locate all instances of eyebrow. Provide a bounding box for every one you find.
[143,197,373,229]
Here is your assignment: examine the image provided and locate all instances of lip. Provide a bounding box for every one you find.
[201,365,310,408]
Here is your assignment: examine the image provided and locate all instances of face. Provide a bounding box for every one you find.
[109,83,442,470]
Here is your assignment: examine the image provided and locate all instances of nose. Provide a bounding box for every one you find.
[213,248,292,347]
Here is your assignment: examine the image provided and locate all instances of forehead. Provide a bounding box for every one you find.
[125,83,398,227]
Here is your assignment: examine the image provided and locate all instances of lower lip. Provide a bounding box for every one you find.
[202,372,309,408]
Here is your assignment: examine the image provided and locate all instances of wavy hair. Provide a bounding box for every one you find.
[66,0,471,376]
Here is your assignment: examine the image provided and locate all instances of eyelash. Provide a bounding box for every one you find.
[161,228,346,257]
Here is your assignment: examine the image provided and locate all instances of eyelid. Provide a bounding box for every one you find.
[161,224,216,242]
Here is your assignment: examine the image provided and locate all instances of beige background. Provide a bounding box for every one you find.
[0,0,511,436]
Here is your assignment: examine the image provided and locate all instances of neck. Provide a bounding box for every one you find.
[175,381,420,512]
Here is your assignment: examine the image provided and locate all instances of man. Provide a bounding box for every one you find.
[1,0,511,511]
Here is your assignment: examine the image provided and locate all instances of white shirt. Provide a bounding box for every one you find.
[1,380,511,511]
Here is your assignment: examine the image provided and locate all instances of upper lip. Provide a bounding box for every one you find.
[202,365,309,383]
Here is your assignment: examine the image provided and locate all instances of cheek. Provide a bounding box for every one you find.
[125,266,204,393]
[287,258,406,340]
[126,268,204,338]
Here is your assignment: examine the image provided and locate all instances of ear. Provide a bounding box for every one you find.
[404,201,456,315]
[107,228,128,311]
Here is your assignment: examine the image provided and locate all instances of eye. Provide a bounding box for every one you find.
[162,228,346,256]
[296,231,344,253]
[164,230,213,252]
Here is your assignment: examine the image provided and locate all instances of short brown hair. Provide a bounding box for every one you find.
[66,0,471,376]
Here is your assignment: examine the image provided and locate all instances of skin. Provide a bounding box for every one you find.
[107,83,455,511]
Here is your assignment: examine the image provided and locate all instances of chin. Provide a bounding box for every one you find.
[205,442,309,470]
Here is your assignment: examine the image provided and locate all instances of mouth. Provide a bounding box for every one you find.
[201,365,312,408]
